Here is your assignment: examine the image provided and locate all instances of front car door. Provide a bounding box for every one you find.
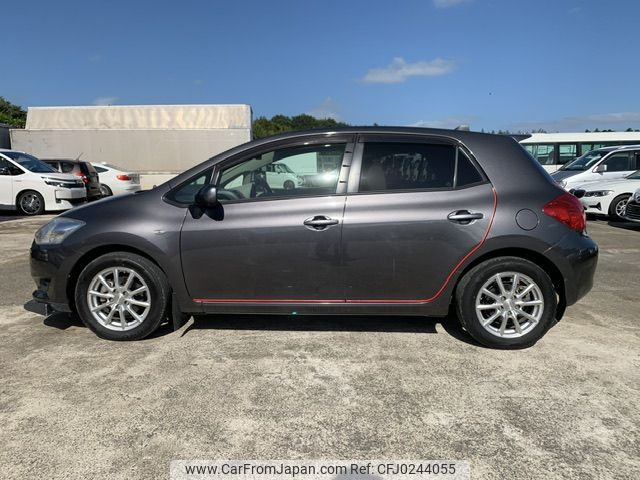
[178,135,354,305]
[594,151,634,181]
[341,134,495,303]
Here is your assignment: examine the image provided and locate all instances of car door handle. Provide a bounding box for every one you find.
[303,215,339,230]
[447,210,484,224]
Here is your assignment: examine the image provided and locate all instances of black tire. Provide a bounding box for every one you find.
[99,184,113,197]
[455,256,558,349]
[74,252,170,341]
[283,180,295,190]
[16,190,45,215]
[608,194,631,221]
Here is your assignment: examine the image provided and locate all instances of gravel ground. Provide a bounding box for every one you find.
[0,213,638,480]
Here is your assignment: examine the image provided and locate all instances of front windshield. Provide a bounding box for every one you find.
[275,162,295,173]
[560,149,608,171]
[3,151,57,173]
[626,170,640,180]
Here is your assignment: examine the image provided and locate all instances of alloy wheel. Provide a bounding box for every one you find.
[86,267,151,331]
[475,272,544,338]
[20,193,42,214]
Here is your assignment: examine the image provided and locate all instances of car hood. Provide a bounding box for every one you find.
[578,178,640,192]
[550,170,581,181]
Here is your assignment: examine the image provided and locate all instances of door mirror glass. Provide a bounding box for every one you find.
[595,164,607,173]
[195,184,219,208]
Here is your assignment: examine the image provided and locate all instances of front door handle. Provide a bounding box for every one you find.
[448,210,484,224]
[303,215,339,231]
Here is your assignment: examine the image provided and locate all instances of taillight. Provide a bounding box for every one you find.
[74,172,89,184]
[543,191,586,232]
[116,174,132,181]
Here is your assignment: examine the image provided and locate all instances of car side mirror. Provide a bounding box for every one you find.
[194,184,219,208]
[595,164,607,173]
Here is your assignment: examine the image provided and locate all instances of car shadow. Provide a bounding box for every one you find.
[178,313,483,347]
[606,220,640,231]
[25,299,483,347]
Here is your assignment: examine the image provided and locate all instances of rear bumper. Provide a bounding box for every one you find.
[546,232,598,306]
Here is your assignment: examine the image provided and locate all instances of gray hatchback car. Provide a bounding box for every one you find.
[30,127,598,348]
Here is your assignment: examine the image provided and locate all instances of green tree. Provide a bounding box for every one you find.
[0,97,27,127]
[252,113,348,139]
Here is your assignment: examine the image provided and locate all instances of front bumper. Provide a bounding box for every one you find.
[55,187,86,201]
[30,241,78,312]
[622,200,640,223]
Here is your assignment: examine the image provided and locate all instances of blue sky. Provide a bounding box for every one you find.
[2,0,639,132]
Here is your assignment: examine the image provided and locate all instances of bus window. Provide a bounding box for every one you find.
[526,144,556,165]
[558,144,577,164]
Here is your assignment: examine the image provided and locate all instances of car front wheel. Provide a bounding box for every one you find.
[17,190,45,215]
[608,194,630,221]
[74,252,170,340]
[455,256,557,349]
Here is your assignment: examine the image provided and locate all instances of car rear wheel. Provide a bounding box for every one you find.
[74,252,170,340]
[283,180,295,190]
[17,190,45,215]
[455,256,557,349]
[99,184,113,197]
[608,194,630,221]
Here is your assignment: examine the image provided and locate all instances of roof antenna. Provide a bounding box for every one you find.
[75,152,83,160]
[454,125,470,131]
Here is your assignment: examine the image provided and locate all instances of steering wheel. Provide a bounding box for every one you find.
[250,171,273,198]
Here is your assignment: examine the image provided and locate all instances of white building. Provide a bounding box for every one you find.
[10,104,252,188]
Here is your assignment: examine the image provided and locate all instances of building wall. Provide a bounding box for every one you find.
[10,105,252,187]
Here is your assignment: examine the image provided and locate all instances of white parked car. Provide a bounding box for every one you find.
[550,145,640,191]
[91,163,142,197]
[622,187,640,223]
[573,170,640,220]
[0,149,87,215]
[263,162,304,189]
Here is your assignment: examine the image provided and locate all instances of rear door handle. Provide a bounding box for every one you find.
[303,215,339,230]
[448,210,484,224]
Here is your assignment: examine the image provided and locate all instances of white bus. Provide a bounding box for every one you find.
[519,132,640,172]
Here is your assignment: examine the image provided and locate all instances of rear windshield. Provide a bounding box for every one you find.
[80,162,97,174]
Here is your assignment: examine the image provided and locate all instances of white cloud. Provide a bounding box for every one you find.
[410,116,476,130]
[307,97,341,120]
[512,112,640,132]
[433,0,469,8]
[92,96,118,106]
[362,57,455,84]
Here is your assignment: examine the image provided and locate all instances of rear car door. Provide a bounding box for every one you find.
[0,157,14,207]
[178,135,354,304]
[341,134,495,302]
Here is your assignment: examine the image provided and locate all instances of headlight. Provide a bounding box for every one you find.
[584,190,614,197]
[34,218,85,245]
[45,180,83,188]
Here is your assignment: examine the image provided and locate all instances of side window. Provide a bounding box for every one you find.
[603,153,631,172]
[217,143,346,203]
[0,159,9,175]
[634,153,640,171]
[456,149,484,187]
[94,166,107,173]
[526,144,556,165]
[61,162,75,173]
[167,168,214,204]
[359,142,457,192]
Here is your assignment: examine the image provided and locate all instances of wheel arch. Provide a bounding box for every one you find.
[15,188,45,208]
[453,247,567,320]
[66,244,169,310]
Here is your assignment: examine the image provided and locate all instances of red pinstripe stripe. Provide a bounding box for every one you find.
[195,187,498,305]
